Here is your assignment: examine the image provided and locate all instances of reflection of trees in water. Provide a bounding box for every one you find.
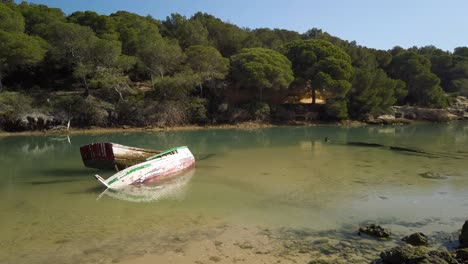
[0,135,72,160]
[20,141,55,155]
[363,122,468,152]
[0,122,465,164]
[60,127,356,158]
[144,127,354,152]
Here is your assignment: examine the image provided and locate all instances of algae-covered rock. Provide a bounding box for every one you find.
[374,245,458,264]
[456,248,468,262]
[377,246,458,264]
[380,245,425,264]
[426,250,458,264]
[402,232,428,246]
[460,220,468,248]
[358,224,391,239]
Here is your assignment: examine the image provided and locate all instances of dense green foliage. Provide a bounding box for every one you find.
[0,3,47,91]
[387,50,448,108]
[0,2,25,32]
[230,48,294,99]
[161,13,209,49]
[0,1,466,130]
[0,91,33,120]
[185,45,229,96]
[279,40,353,118]
[348,68,405,117]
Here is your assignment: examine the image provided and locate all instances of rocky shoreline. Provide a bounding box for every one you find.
[366,220,468,264]
[111,219,468,264]
[0,96,466,136]
[365,96,468,124]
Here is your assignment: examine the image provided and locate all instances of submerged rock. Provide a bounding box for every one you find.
[358,224,391,239]
[460,220,468,248]
[419,171,448,180]
[402,232,428,246]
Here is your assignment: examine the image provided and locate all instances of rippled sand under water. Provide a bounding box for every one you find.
[0,122,467,263]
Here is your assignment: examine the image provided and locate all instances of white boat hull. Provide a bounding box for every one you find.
[95,146,195,189]
[99,168,195,202]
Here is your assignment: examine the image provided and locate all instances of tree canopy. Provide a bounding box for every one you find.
[230,47,294,100]
[161,13,209,49]
[0,3,47,91]
[280,39,353,118]
[0,1,467,130]
[185,45,229,96]
[18,2,65,35]
[0,3,25,32]
[387,50,448,108]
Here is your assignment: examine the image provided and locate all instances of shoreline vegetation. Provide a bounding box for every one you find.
[0,1,467,134]
[0,121,358,137]
[1,100,467,137]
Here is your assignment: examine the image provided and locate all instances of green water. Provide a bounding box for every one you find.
[0,123,467,263]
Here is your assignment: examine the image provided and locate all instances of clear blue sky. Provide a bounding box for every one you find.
[18,0,468,52]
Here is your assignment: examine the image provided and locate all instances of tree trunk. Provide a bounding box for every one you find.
[82,75,89,97]
[114,84,126,101]
[312,86,316,105]
[199,83,203,97]
[0,73,3,92]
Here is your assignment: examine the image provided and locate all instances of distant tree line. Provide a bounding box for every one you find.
[0,1,467,130]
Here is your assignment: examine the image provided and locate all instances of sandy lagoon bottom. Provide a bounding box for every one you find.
[0,123,467,263]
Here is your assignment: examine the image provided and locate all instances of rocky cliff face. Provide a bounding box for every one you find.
[386,96,468,123]
[447,96,468,119]
[1,112,64,132]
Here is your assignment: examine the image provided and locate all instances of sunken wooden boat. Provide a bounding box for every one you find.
[94,146,196,189]
[80,142,161,170]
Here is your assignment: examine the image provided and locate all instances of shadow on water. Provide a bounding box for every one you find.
[195,165,223,169]
[28,179,86,185]
[344,141,464,159]
[194,153,216,161]
[34,168,95,177]
[67,185,105,195]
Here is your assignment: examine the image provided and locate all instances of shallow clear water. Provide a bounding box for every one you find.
[0,122,467,263]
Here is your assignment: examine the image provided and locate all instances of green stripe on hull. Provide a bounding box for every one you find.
[108,163,151,185]
[146,146,187,161]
